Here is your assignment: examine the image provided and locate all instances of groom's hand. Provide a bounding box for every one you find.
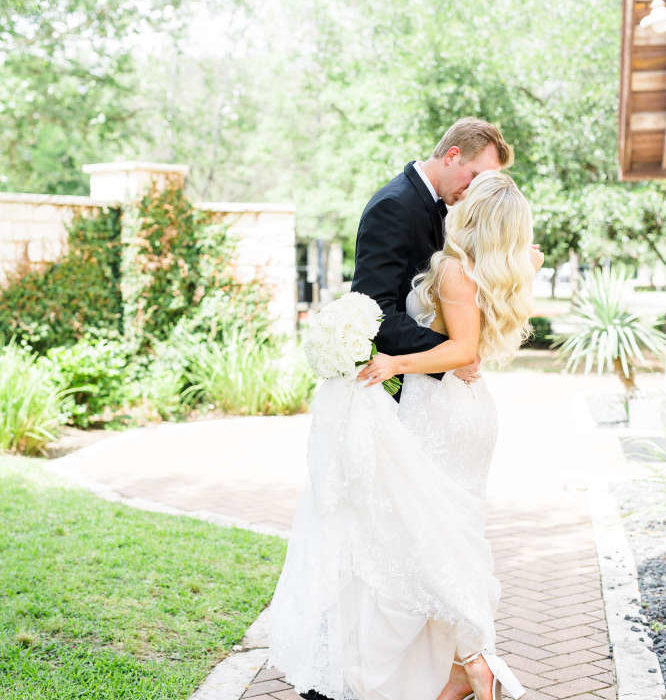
[529,244,545,272]
[453,354,481,383]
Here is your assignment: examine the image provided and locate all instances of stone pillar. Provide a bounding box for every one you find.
[82,161,189,205]
[327,241,344,294]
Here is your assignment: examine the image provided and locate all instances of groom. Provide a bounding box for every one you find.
[350,116,513,401]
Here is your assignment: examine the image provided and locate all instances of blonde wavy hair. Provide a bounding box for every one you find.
[412,170,534,365]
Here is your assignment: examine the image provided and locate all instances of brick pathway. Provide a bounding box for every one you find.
[239,494,616,700]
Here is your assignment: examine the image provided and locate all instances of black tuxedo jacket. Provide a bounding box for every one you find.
[351,161,449,394]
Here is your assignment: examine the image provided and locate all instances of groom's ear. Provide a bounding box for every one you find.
[443,146,461,166]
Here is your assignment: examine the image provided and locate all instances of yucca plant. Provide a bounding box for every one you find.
[623,436,666,463]
[552,267,666,398]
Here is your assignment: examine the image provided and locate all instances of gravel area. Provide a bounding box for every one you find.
[612,436,666,684]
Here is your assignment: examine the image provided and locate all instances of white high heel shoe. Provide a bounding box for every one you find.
[452,650,526,700]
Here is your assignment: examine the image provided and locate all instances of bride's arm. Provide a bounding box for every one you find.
[357,261,480,384]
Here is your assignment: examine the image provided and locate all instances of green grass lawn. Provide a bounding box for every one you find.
[0,455,287,699]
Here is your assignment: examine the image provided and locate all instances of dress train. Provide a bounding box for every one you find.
[268,373,502,700]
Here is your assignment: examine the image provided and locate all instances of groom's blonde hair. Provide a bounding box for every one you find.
[433,117,513,167]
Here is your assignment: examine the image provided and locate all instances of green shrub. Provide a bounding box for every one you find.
[523,316,553,349]
[0,339,70,454]
[0,207,122,353]
[176,285,271,347]
[188,219,271,344]
[46,333,130,428]
[123,181,206,345]
[183,332,315,415]
[0,181,278,428]
[128,325,204,421]
[141,357,190,420]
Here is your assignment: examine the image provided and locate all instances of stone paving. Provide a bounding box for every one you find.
[49,413,311,533]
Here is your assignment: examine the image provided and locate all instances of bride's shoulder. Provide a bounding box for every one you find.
[436,256,477,303]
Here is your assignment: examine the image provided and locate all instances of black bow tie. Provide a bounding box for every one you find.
[435,199,447,216]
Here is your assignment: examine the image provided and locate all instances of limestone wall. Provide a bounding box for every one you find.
[0,192,100,287]
[0,162,297,337]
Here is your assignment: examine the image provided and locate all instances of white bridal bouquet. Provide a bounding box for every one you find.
[303,291,401,395]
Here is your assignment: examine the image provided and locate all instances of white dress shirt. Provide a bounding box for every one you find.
[413,161,439,203]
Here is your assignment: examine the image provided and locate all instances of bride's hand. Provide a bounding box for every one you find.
[356,353,398,387]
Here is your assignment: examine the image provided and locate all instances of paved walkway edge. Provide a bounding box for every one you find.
[44,458,288,538]
[189,647,269,700]
[587,482,666,700]
[189,609,271,700]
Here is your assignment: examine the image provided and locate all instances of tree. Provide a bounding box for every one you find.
[0,0,185,193]
[530,180,583,296]
[580,184,666,269]
[7,0,654,281]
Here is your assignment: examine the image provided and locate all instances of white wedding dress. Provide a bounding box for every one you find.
[268,288,503,700]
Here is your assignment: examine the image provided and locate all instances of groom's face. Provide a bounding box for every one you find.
[440,144,501,206]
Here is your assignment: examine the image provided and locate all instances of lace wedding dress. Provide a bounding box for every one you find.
[268,288,503,700]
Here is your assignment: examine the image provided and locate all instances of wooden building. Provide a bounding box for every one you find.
[619,0,666,179]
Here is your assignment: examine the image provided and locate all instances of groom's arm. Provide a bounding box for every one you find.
[350,196,448,378]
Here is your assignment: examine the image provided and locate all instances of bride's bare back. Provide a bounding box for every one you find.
[429,257,478,337]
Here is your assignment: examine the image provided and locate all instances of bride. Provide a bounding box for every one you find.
[268,170,543,700]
